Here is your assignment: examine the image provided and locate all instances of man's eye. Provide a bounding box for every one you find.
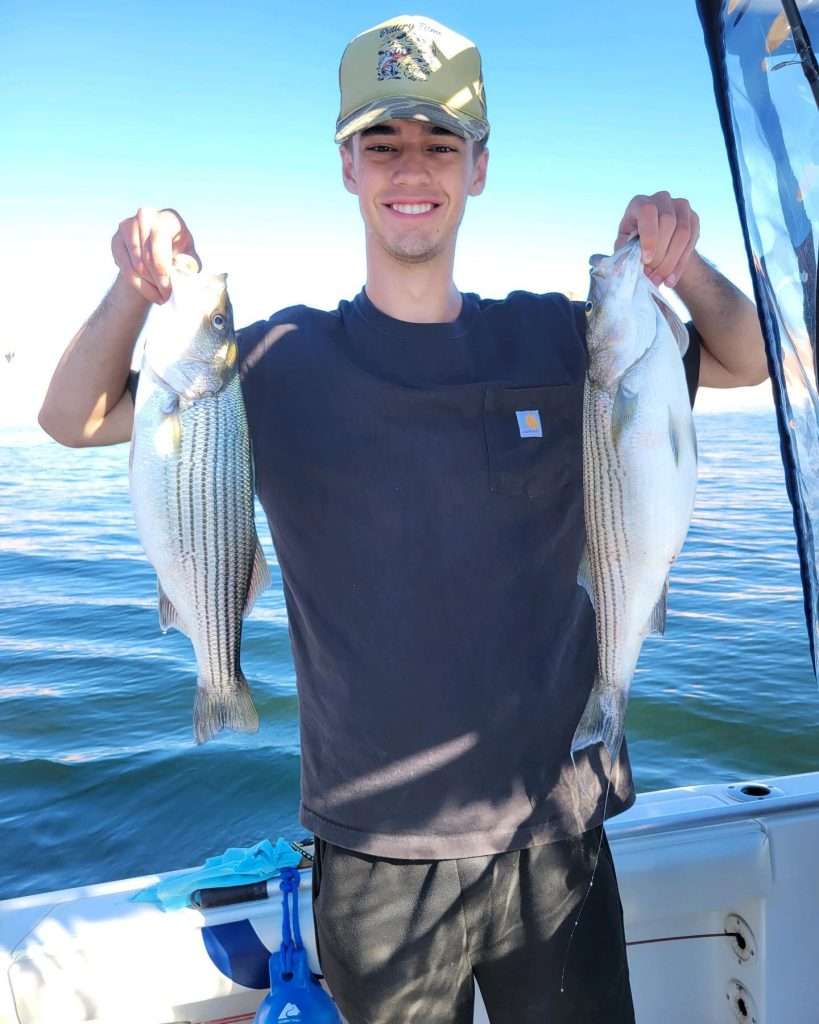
[367,145,394,153]
[431,145,457,153]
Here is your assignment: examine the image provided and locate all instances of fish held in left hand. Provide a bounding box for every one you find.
[129,255,270,743]
[574,238,698,766]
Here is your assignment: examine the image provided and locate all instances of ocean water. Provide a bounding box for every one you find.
[1,411,818,900]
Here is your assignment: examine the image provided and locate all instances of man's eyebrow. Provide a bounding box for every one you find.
[358,124,462,139]
[360,125,398,137]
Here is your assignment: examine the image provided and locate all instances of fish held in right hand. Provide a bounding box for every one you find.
[573,238,698,768]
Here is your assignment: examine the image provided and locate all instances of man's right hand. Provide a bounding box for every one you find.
[111,207,200,304]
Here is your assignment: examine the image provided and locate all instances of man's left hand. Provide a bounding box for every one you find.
[613,192,700,289]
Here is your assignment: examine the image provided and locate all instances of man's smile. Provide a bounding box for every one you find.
[382,200,442,219]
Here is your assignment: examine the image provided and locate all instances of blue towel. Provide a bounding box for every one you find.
[132,837,303,910]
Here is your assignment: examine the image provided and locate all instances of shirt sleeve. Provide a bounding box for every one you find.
[682,322,702,408]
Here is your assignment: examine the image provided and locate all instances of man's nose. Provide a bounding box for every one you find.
[391,149,432,185]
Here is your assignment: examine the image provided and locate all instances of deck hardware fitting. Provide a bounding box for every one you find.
[726,979,758,1023]
[725,913,757,963]
[740,784,770,797]
[725,781,784,802]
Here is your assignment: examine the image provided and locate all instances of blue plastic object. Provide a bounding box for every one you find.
[133,837,302,910]
[253,867,341,1024]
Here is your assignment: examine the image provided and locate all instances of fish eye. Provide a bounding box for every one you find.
[585,301,594,315]
[211,313,226,330]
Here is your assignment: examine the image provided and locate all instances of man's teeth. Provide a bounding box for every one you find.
[391,203,435,215]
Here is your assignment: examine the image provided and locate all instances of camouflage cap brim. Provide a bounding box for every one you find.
[334,97,488,144]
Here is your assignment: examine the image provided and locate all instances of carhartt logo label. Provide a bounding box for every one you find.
[279,1004,301,1020]
[516,410,542,438]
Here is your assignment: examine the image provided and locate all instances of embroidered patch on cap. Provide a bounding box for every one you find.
[516,410,543,438]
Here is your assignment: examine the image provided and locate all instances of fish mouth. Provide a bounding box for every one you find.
[589,239,642,282]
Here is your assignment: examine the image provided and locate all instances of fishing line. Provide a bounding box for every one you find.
[559,757,615,996]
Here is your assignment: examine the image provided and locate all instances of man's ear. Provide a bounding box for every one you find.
[468,146,489,197]
[340,141,359,195]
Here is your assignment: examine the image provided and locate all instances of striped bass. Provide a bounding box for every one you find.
[129,255,270,744]
[573,238,697,766]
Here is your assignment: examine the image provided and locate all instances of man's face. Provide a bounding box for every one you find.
[340,119,488,265]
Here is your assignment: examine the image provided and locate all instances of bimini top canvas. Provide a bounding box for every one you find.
[698,0,819,674]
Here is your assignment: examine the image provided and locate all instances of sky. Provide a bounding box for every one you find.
[2,0,773,427]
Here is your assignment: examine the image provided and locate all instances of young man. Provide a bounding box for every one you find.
[39,15,767,1024]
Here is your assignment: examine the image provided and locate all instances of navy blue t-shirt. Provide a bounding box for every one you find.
[234,289,701,859]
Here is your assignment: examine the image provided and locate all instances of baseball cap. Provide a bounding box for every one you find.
[335,15,489,144]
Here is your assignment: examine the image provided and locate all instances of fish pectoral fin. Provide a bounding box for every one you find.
[157,582,186,635]
[647,577,669,635]
[160,396,178,417]
[650,290,689,357]
[154,412,182,457]
[611,381,639,448]
[577,546,596,608]
[243,540,272,617]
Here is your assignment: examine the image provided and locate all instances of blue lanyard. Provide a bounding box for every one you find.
[277,866,303,978]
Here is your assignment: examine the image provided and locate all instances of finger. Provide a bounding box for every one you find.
[158,207,200,280]
[186,246,203,272]
[111,222,131,275]
[635,202,659,267]
[135,207,168,298]
[660,204,699,287]
[112,234,163,303]
[145,223,173,299]
[612,196,644,252]
[123,216,151,283]
[112,217,145,282]
[666,236,698,289]
[643,192,676,280]
[667,213,700,288]
[652,222,690,285]
[158,207,197,262]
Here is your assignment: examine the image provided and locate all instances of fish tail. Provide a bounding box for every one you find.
[570,685,625,767]
[193,675,260,745]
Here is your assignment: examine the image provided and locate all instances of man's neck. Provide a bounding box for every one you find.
[364,249,462,324]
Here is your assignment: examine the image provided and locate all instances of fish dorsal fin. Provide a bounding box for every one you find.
[577,545,595,609]
[650,290,689,357]
[647,577,669,636]
[244,540,272,617]
[158,581,186,635]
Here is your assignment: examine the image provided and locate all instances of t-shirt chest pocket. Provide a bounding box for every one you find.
[483,382,584,500]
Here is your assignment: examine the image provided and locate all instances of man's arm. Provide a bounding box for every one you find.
[613,191,768,390]
[38,207,199,447]
[39,276,148,446]
[673,251,768,388]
